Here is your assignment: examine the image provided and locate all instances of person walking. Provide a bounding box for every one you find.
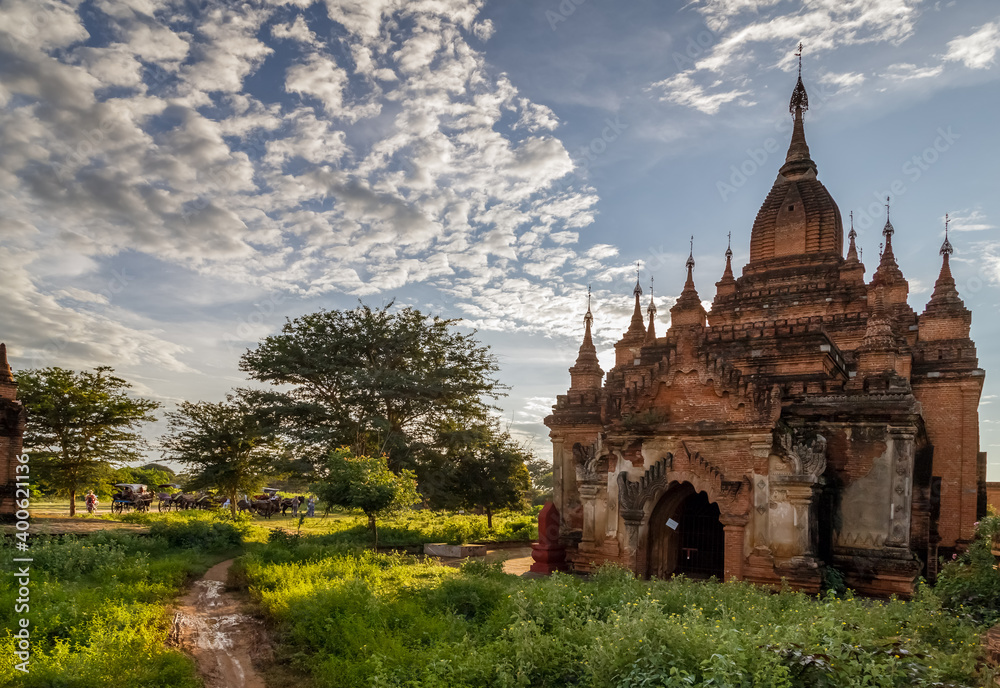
[85,490,99,515]
[306,496,316,517]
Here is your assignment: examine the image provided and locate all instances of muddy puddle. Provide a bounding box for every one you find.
[171,559,268,688]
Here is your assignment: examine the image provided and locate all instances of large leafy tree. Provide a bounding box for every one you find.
[161,392,282,518]
[239,304,506,471]
[427,422,531,529]
[17,366,160,516]
[312,448,420,547]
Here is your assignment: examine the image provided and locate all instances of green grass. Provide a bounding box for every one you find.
[236,539,993,688]
[104,506,538,545]
[0,522,245,687]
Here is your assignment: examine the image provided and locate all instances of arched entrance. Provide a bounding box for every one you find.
[647,482,725,579]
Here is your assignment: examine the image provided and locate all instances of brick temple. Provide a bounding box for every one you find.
[0,343,26,519]
[544,66,987,597]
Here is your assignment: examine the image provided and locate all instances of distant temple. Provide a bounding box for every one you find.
[545,57,987,597]
[0,343,26,519]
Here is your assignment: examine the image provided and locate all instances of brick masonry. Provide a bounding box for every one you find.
[545,75,985,598]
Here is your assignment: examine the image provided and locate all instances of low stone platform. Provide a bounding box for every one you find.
[423,543,488,557]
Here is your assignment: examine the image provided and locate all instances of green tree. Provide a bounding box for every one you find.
[161,392,282,518]
[113,464,176,490]
[526,456,554,505]
[312,448,420,547]
[447,425,531,530]
[17,366,160,516]
[239,304,506,471]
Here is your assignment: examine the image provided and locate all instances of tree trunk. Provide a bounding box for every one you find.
[486,507,493,531]
[69,489,76,517]
[230,490,238,520]
[368,513,378,550]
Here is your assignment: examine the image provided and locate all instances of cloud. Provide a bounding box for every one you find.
[949,209,995,232]
[271,15,318,45]
[943,20,1000,69]
[651,0,925,113]
[649,73,752,114]
[819,71,866,89]
[882,63,944,82]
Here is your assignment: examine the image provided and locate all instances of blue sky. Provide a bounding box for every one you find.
[1,0,998,479]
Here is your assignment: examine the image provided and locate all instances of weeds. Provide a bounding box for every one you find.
[239,548,988,688]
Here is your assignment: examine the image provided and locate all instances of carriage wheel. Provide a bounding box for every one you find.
[113,501,123,515]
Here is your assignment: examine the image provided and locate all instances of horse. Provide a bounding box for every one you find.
[251,499,279,519]
[280,496,306,516]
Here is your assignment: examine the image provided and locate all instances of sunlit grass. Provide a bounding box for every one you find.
[237,541,992,688]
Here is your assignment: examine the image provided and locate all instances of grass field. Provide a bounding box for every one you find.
[3,509,997,688]
[237,541,994,688]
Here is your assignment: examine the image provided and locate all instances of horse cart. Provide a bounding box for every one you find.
[110,483,154,514]
[156,483,183,512]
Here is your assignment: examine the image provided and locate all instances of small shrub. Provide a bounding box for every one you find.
[936,514,1000,624]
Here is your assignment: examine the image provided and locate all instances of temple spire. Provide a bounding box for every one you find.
[882,197,895,256]
[872,196,904,286]
[0,343,13,385]
[645,277,657,343]
[571,286,603,388]
[722,231,734,279]
[941,213,954,257]
[846,211,859,262]
[671,236,707,328]
[925,214,962,310]
[626,262,646,337]
[782,42,813,175]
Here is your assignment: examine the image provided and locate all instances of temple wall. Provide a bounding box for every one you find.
[912,378,984,549]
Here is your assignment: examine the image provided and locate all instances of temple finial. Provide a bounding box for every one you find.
[647,277,657,318]
[686,235,695,271]
[941,213,953,257]
[725,231,733,260]
[844,211,860,265]
[883,196,894,239]
[0,343,13,385]
[584,284,593,326]
[789,42,808,115]
[633,261,642,297]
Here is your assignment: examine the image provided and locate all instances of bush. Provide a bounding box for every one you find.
[320,509,537,546]
[936,514,1000,624]
[0,532,210,687]
[239,546,988,688]
[115,509,262,550]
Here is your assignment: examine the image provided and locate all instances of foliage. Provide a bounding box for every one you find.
[421,422,531,526]
[114,508,268,546]
[111,464,176,492]
[320,509,538,546]
[0,532,211,687]
[239,303,506,472]
[17,366,160,516]
[161,391,284,517]
[526,456,554,505]
[312,448,421,547]
[237,546,988,688]
[935,514,1000,624]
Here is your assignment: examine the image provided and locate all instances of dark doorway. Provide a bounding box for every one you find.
[675,491,724,578]
[647,484,724,579]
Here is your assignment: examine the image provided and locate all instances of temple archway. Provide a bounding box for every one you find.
[647,482,725,580]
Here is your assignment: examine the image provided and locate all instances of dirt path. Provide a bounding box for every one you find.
[171,559,268,688]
